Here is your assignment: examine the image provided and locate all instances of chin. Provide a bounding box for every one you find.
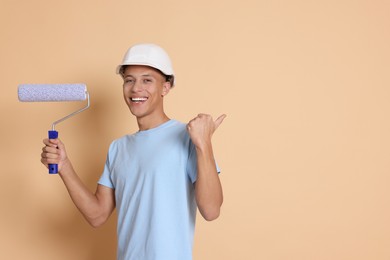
[129,108,147,119]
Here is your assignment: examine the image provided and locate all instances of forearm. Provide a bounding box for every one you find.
[59,160,111,227]
[195,142,223,221]
[187,113,226,221]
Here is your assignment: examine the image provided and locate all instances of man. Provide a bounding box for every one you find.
[41,43,225,259]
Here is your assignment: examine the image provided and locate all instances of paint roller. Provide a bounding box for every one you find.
[18,83,90,174]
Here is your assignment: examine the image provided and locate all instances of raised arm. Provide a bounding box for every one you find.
[187,114,226,221]
[41,138,115,227]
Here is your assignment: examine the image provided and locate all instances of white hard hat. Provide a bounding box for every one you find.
[116,43,175,86]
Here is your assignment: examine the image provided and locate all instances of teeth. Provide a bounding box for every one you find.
[131,97,148,102]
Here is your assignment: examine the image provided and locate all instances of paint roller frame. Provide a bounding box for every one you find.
[18,83,90,174]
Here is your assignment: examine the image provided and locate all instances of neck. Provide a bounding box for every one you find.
[137,113,170,131]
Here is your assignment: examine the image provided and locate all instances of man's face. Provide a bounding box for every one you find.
[122,65,170,120]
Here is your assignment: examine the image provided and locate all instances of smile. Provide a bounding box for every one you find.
[131,97,148,103]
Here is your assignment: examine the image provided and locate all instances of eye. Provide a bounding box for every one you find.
[124,78,134,85]
[143,78,152,83]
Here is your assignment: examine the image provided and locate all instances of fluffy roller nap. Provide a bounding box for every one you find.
[18,83,87,102]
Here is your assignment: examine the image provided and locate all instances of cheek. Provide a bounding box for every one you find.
[123,85,133,97]
[122,85,128,94]
[144,84,162,96]
[122,89,130,103]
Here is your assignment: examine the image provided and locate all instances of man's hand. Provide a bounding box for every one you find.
[187,114,226,149]
[41,138,69,172]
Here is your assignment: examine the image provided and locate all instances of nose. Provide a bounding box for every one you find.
[131,80,144,92]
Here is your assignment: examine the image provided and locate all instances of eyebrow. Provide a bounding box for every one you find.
[123,73,153,78]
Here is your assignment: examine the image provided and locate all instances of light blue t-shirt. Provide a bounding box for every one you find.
[98,120,204,260]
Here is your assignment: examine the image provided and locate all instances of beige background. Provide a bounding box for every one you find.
[1,0,390,259]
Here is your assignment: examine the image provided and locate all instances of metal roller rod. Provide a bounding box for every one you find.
[51,92,90,131]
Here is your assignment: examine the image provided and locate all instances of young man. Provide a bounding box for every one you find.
[41,43,225,260]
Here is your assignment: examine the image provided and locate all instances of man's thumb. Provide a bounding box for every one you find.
[215,114,227,129]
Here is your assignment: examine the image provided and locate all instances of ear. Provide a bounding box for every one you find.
[161,81,171,97]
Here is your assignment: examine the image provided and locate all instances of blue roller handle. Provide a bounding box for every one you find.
[48,130,59,174]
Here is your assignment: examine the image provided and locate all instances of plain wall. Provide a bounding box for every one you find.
[1,0,390,259]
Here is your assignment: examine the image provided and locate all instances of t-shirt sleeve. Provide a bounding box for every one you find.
[98,151,115,189]
[186,140,221,184]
